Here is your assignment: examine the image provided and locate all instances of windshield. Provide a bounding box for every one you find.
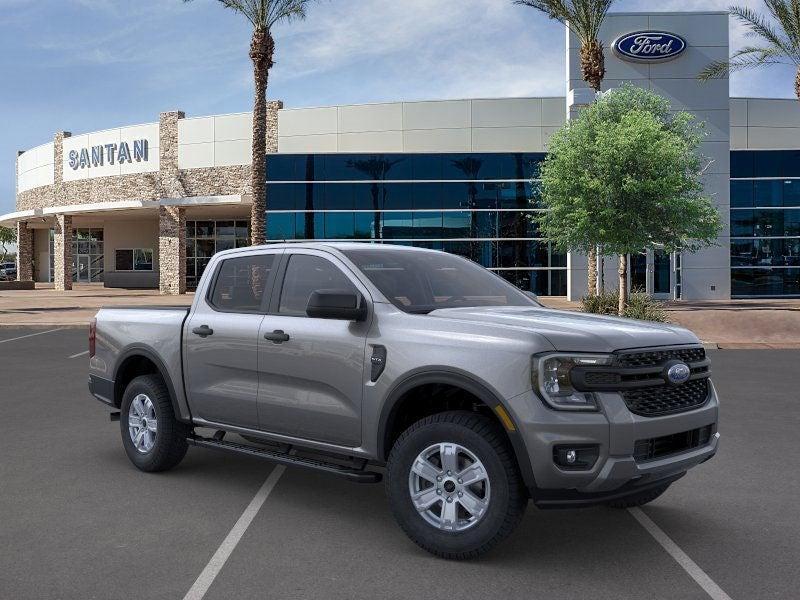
[342,248,539,314]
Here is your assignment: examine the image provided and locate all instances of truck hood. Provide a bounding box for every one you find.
[427,306,699,353]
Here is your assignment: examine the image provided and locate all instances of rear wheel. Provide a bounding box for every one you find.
[606,483,671,508]
[386,411,527,560]
[120,374,189,472]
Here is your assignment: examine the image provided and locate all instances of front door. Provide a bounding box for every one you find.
[184,250,281,429]
[77,255,90,282]
[257,250,370,447]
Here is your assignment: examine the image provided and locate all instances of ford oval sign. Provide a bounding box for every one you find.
[613,31,687,63]
[666,362,692,385]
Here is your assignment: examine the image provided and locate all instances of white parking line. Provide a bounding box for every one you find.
[183,465,286,600]
[629,507,733,600]
[0,329,63,345]
[69,350,89,359]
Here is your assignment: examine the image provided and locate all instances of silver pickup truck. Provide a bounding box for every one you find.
[89,242,719,559]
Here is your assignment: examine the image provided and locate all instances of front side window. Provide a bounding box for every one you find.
[209,254,275,313]
[343,248,537,314]
[115,248,153,271]
[279,254,357,316]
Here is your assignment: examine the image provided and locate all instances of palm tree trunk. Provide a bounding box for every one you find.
[249,29,274,247]
[796,67,800,102]
[618,254,627,316]
[580,39,604,295]
[580,40,605,93]
[587,247,597,296]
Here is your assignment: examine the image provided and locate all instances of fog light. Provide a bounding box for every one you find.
[553,445,600,470]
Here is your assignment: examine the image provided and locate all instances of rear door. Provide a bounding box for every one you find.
[256,250,371,447]
[184,250,281,429]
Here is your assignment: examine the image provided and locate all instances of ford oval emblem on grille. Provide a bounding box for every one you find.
[666,362,691,385]
[613,31,687,63]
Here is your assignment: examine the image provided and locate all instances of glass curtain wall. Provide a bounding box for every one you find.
[264,153,568,295]
[731,151,800,297]
[186,220,251,289]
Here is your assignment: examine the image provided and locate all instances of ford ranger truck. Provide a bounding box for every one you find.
[88,243,719,559]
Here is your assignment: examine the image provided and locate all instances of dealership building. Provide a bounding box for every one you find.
[3,10,800,299]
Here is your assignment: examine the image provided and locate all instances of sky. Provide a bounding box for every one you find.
[0,0,797,215]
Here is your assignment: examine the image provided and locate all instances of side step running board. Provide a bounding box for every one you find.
[186,435,382,483]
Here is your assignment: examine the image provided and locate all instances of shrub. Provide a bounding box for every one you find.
[581,290,670,323]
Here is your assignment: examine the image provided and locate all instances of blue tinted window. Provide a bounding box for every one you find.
[324,183,353,210]
[412,155,442,180]
[730,151,754,178]
[783,180,800,207]
[730,181,753,208]
[380,183,413,210]
[355,213,377,239]
[754,151,783,178]
[325,212,355,239]
[266,213,294,240]
[294,212,324,240]
[267,155,296,181]
[731,239,800,267]
[754,180,783,207]
[267,184,298,210]
[413,212,443,239]
[382,212,413,239]
[732,268,800,296]
[353,183,380,210]
[442,212,472,238]
[412,183,443,209]
[442,183,470,209]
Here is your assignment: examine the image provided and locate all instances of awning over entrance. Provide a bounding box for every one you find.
[0,194,247,227]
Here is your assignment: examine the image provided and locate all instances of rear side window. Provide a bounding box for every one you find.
[279,254,357,316]
[209,254,275,313]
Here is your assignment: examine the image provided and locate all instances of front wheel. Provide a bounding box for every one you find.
[386,411,527,560]
[120,374,189,472]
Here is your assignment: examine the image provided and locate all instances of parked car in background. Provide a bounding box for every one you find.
[0,262,16,281]
[89,243,720,559]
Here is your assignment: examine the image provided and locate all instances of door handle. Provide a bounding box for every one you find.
[192,325,214,338]
[264,330,290,344]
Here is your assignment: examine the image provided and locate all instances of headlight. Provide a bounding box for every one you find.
[532,353,612,411]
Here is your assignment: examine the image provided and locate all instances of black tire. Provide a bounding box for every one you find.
[606,483,671,508]
[120,374,189,472]
[386,411,527,560]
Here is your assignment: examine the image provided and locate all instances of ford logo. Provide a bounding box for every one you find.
[613,31,687,63]
[666,362,692,385]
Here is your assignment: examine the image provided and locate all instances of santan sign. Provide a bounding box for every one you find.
[613,31,687,62]
[68,139,149,170]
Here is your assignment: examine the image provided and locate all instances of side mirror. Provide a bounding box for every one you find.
[306,289,367,321]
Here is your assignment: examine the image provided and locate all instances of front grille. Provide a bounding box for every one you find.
[617,347,706,368]
[622,378,709,417]
[634,424,715,462]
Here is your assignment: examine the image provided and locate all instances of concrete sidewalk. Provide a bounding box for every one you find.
[2,284,798,348]
[0,283,192,327]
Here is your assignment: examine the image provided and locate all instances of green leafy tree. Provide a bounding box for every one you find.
[535,85,722,315]
[0,226,15,263]
[699,2,800,100]
[184,0,314,245]
[515,0,616,294]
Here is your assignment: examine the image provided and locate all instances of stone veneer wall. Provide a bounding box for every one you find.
[15,222,33,281]
[53,214,73,291]
[15,102,282,293]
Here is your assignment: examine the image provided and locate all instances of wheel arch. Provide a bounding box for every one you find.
[377,370,536,490]
[113,347,190,423]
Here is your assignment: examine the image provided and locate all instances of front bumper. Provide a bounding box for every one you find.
[506,380,720,506]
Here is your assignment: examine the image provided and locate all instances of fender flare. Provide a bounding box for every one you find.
[113,346,191,423]
[377,370,536,490]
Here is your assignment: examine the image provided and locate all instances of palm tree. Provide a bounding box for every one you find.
[515,0,616,295]
[699,2,800,101]
[184,0,313,245]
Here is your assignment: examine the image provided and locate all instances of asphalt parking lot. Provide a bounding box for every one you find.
[1,327,798,599]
